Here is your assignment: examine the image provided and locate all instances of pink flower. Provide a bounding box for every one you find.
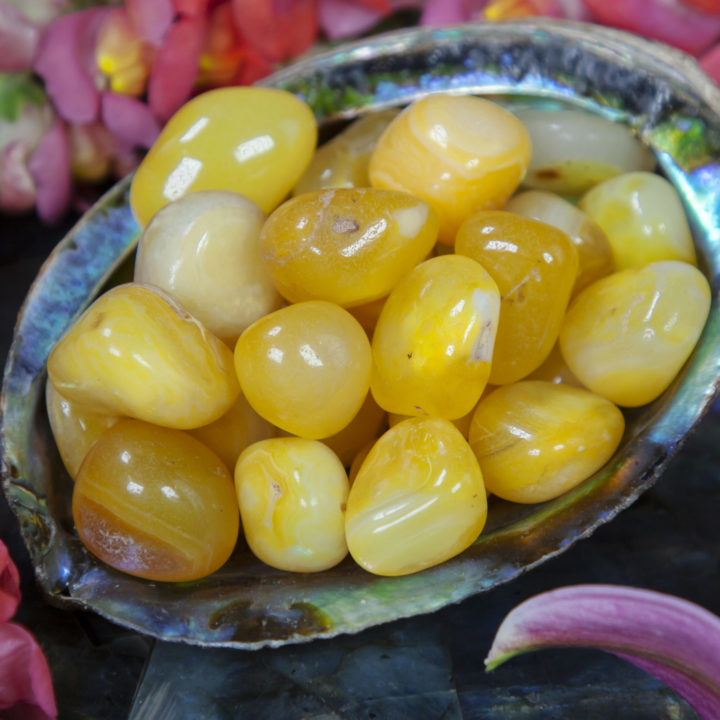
[0,78,72,223]
[582,0,720,55]
[231,0,318,63]
[0,540,57,720]
[0,0,67,72]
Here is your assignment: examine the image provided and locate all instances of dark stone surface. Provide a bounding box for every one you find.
[2,213,717,718]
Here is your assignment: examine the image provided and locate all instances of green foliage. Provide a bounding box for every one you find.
[0,73,47,122]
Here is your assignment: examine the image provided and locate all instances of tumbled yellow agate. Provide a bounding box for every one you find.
[261,188,438,307]
[235,438,349,572]
[515,109,655,196]
[45,378,120,479]
[456,210,578,385]
[47,283,239,429]
[234,301,372,439]
[370,255,500,419]
[579,171,697,270]
[321,392,387,467]
[189,392,275,471]
[73,419,239,582]
[346,417,487,576]
[130,87,317,226]
[526,343,584,388]
[134,191,282,344]
[469,381,624,503]
[505,190,614,296]
[559,261,710,407]
[369,95,531,244]
[293,109,399,195]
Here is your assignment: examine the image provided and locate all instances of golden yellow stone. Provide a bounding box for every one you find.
[47,283,239,429]
[234,301,372,439]
[130,87,317,226]
[456,210,578,385]
[189,392,275,471]
[235,438,349,572]
[73,419,239,582]
[369,95,531,244]
[559,261,710,407]
[293,109,399,195]
[321,392,387,467]
[579,171,697,270]
[370,255,500,419]
[346,417,487,576]
[469,381,624,503]
[505,190,614,296]
[261,188,438,307]
[45,378,120,479]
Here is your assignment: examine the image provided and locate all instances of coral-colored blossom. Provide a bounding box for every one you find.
[148,14,207,122]
[231,0,318,62]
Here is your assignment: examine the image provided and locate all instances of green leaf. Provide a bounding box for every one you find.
[0,73,47,122]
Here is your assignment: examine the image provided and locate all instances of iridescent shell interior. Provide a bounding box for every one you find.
[3,19,720,648]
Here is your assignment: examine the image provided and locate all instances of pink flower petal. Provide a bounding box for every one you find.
[681,0,720,13]
[420,0,469,25]
[0,1,40,71]
[557,0,591,19]
[231,0,318,62]
[33,8,110,124]
[148,14,206,123]
[582,0,720,55]
[0,623,57,720]
[699,43,720,83]
[485,585,720,720]
[0,141,37,214]
[0,541,21,623]
[100,92,161,149]
[173,0,210,16]
[235,47,274,84]
[28,119,71,224]
[318,0,386,38]
[126,0,175,45]
[615,653,720,720]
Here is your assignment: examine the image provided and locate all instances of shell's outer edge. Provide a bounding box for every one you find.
[3,19,720,649]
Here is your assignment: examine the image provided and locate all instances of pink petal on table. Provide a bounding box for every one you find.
[28,119,71,224]
[615,653,720,720]
[0,141,37,214]
[0,541,21,623]
[100,92,161,149]
[485,584,720,720]
[699,43,720,83]
[148,14,206,123]
[126,0,175,45]
[0,623,57,720]
[232,0,318,62]
[420,0,469,25]
[0,1,40,71]
[582,0,720,55]
[33,8,110,124]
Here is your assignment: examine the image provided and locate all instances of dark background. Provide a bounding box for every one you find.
[1,212,718,719]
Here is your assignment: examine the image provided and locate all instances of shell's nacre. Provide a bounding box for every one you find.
[3,20,720,648]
